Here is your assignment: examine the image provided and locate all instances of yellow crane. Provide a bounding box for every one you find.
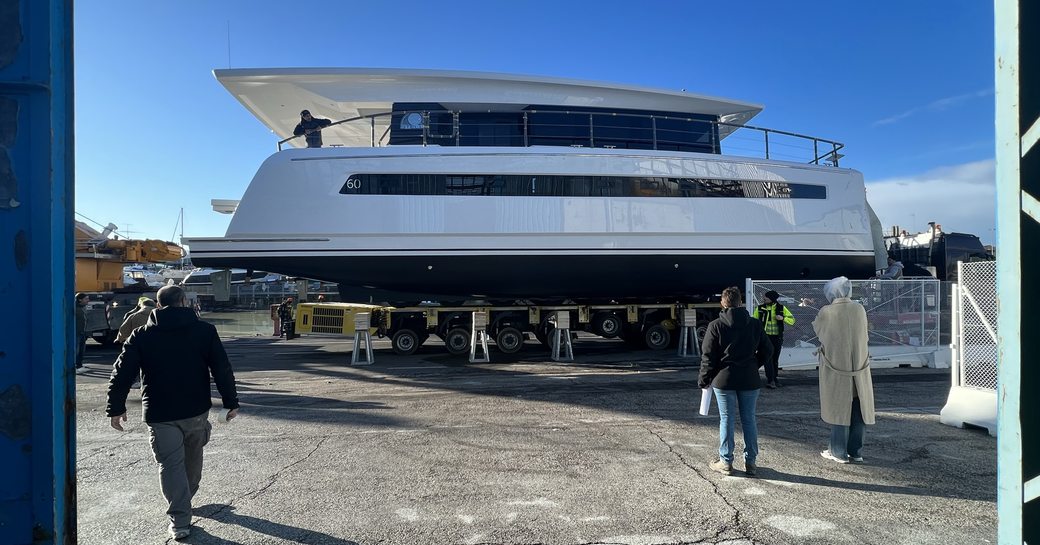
[75,220,184,292]
[74,220,186,345]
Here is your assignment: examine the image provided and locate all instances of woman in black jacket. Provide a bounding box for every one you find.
[698,287,773,476]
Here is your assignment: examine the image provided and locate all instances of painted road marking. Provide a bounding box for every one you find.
[765,515,836,537]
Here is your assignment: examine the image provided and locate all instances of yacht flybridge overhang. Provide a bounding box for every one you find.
[215,68,764,149]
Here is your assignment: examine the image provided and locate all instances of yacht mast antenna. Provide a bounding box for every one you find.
[226,21,232,69]
[171,207,184,243]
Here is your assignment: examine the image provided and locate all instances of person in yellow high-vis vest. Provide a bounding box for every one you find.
[753,290,796,388]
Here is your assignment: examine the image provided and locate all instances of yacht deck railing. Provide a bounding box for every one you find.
[278,109,845,167]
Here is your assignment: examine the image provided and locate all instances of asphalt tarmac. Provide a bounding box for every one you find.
[74,332,996,545]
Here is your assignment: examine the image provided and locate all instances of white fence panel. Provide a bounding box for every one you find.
[941,261,997,435]
[746,278,943,369]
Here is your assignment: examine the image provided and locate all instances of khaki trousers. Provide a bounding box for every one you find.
[147,411,211,527]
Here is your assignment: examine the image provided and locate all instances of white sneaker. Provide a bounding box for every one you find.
[75,366,88,375]
[850,455,864,463]
[820,450,849,464]
[168,524,190,540]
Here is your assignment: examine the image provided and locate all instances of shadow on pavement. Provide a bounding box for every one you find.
[758,467,995,502]
[176,524,246,545]
[193,504,360,545]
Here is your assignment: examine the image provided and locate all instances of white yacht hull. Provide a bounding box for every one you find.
[188,147,876,301]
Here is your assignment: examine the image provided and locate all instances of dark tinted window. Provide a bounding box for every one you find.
[340,174,825,199]
[386,103,720,153]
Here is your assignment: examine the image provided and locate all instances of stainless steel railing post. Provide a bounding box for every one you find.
[523,112,529,147]
[651,116,657,150]
[589,113,595,148]
[422,111,429,146]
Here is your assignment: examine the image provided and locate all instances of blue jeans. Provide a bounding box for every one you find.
[829,397,865,459]
[713,388,760,464]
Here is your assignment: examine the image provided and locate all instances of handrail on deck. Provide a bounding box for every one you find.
[278,109,846,167]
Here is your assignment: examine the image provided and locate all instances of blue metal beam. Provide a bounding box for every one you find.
[0,1,75,544]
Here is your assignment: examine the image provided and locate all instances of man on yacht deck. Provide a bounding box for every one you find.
[293,109,332,148]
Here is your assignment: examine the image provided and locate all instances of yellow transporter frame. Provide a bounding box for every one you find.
[294,302,388,336]
[294,302,719,343]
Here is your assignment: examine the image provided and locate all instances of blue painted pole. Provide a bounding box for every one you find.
[0,1,75,544]
[994,1,1022,543]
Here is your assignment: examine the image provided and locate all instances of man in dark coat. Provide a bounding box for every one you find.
[698,286,773,476]
[106,285,239,541]
[75,292,89,373]
[293,109,332,148]
[277,297,295,339]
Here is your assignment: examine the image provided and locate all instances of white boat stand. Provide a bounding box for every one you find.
[677,308,700,359]
[351,312,375,366]
[550,311,574,362]
[470,311,490,363]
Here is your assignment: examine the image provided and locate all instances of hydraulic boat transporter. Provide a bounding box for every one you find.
[186,68,887,303]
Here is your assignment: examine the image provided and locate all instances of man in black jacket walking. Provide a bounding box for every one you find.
[106,285,239,541]
[293,109,332,148]
[699,287,773,477]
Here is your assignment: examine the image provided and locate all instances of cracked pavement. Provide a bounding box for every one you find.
[75,334,996,544]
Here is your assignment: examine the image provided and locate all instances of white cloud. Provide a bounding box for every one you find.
[872,89,993,127]
[866,159,996,244]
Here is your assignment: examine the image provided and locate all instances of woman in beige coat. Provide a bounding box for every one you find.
[813,276,875,464]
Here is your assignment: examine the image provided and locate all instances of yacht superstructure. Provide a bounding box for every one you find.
[187,68,882,302]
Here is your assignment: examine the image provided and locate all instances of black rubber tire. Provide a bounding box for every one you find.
[592,313,623,338]
[391,329,421,356]
[444,327,471,356]
[644,324,671,350]
[496,326,525,354]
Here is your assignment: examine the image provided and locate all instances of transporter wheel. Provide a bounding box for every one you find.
[591,313,623,338]
[535,321,555,347]
[444,327,471,356]
[644,324,671,351]
[496,327,525,354]
[391,329,421,356]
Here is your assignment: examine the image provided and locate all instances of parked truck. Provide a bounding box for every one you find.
[885,222,994,281]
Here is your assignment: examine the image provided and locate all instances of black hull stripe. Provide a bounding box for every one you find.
[190,253,878,299]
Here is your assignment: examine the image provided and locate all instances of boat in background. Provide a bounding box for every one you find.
[122,265,166,288]
[181,267,282,286]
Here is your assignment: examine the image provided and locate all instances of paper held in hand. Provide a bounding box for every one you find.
[217,408,232,424]
[699,388,713,416]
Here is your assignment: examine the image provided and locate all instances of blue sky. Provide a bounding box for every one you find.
[74,1,996,245]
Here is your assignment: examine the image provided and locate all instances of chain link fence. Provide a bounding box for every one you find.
[184,280,338,311]
[747,278,942,366]
[953,261,997,390]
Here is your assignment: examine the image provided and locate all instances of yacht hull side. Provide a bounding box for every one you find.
[189,251,875,301]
